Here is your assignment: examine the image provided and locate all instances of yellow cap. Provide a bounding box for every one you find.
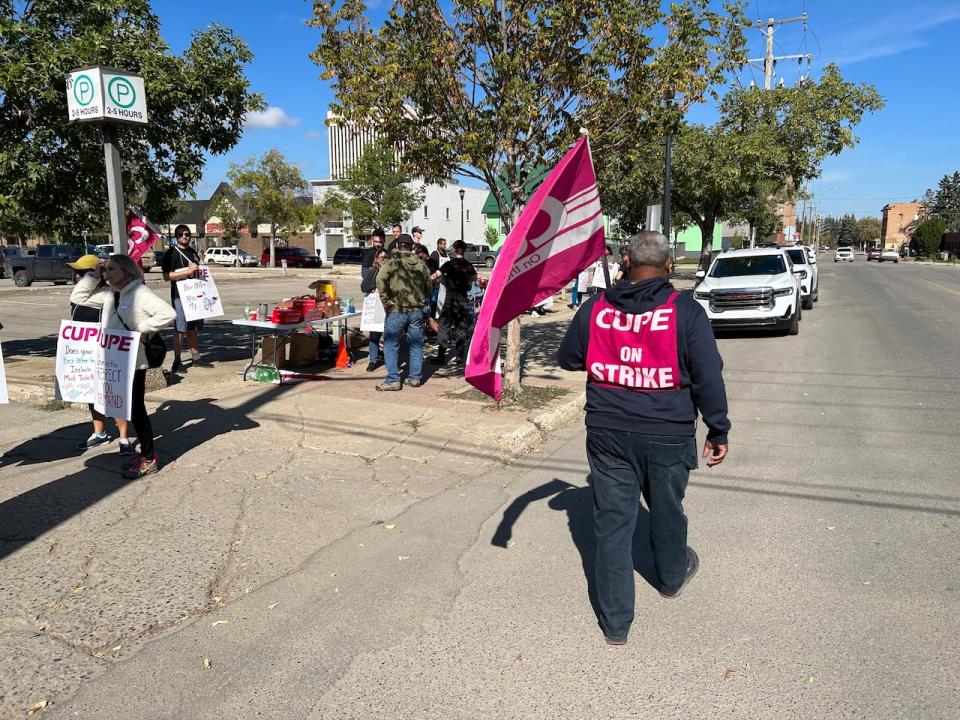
[67,254,101,270]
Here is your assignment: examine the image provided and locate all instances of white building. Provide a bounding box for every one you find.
[312,111,488,260]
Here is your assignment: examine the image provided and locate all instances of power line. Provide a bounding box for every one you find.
[745,12,813,89]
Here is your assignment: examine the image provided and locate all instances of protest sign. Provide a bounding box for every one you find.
[360,292,385,333]
[176,265,223,322]
[55,320,139,420]
[0,341,8,404]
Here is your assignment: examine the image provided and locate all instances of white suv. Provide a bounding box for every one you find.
[694,248,803,335]
[203,247,257,266]
[834,247,854,262]
[784,246,818,309]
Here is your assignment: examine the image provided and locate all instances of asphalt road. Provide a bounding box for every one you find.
[21,260,960,718]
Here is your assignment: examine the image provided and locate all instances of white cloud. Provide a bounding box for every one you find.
[244,107,301,130]
[833,4,960,64]
[305,129,323,141]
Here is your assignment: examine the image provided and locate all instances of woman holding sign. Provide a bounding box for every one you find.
[360,248,388,372]
[68,254,133,454]
[74,254,175,479]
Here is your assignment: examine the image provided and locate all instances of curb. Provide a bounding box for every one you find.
[497,389,585,458]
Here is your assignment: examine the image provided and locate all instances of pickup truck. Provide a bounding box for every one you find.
[463,244,500,268]
[1,247,32,279]
[3,244,84,287]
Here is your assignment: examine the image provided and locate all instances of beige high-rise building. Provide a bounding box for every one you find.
[881,201,924,249]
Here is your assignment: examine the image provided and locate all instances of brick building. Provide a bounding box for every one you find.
[881,201,924,250]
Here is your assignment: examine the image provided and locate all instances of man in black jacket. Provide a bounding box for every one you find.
[558,231,730,646]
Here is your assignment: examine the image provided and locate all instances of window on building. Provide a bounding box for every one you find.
[466,210,471,222]
[424,206,428,219]
[445,207,450,220]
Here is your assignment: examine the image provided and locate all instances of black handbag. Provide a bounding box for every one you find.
[114,301,167,369]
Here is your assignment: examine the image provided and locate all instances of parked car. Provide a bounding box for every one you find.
[835,247,855,262]
[259,246,322,268]
[878,248,900,263]
[0,247,30,279]
[693,248,802,335]
[784,246,819,309]
[867,248,882,261]
[463,244,499,268]
[3,244,84,287]
[204,246,258,267]
[332,247,365,265]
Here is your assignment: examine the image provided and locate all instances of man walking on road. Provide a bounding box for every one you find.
[162,224,208,372]
[375,233,433,391]
[558,231,730,646]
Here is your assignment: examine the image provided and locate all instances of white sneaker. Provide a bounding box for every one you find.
[78,432,111,450]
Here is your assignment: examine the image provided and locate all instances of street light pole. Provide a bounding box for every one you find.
[459,187,465,244]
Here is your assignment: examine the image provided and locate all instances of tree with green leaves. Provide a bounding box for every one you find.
[0,0,262,239]
[227,150,312,267]
[599,65,883,264]
[310,0,745,389]
[837,215,856,246]
[855,216,881,247]
[924,171,960,232]
[208,195,247,247]
[337,143,423,238]
[911,217,945,257]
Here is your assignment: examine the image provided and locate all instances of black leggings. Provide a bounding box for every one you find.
[131,369,155,458]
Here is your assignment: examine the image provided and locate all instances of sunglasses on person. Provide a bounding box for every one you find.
[177,231,190,237]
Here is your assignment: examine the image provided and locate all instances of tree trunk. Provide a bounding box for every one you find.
[502,203,524,391]
[698,214,716,271]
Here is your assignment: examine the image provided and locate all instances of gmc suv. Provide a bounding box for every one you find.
[694,248,803,335]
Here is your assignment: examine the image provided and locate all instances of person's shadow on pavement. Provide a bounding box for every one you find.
[491,478,661,621]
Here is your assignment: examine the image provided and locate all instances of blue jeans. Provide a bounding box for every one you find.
[570,280,580,306]
[586,428,697,641]
[368,331,382,364]
[383,310,424,384]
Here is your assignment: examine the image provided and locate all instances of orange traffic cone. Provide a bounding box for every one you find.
[335,336,350,368]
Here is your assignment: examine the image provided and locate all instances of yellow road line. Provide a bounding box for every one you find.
[918,278,960,298]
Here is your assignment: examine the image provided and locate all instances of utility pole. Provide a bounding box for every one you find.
[747,14,813,90]
[798,191,808,245]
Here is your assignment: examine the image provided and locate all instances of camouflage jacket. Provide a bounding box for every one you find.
[375,252,433,312]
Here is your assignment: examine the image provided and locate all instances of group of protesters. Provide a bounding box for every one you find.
[360,225,478,392]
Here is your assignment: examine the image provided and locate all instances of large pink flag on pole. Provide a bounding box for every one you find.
[465,135,606,402]
[125,210,161,263]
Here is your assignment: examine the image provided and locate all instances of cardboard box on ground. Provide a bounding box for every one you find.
[260,336,288,369]
[289,334,319,367]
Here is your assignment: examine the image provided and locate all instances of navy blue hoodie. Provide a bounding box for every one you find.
[558,277,730,444]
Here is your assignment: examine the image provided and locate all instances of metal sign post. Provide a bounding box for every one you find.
[102,125,127,254]
[66,66,149,255]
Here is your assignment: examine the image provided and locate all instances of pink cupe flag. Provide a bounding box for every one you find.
[465,135,606,402]
[125,210,161,262]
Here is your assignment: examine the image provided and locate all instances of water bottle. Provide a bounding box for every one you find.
[244,303,251,320]
[347,297,355,313]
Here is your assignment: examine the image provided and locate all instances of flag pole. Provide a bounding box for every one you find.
[582,129,612,289]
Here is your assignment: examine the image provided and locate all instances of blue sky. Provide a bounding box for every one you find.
[152,0,960,221]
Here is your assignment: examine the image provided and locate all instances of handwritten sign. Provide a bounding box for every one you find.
[176,264,223,322]
[55,321,138,420]
[0,340,8,405]
[360,292,385,333]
